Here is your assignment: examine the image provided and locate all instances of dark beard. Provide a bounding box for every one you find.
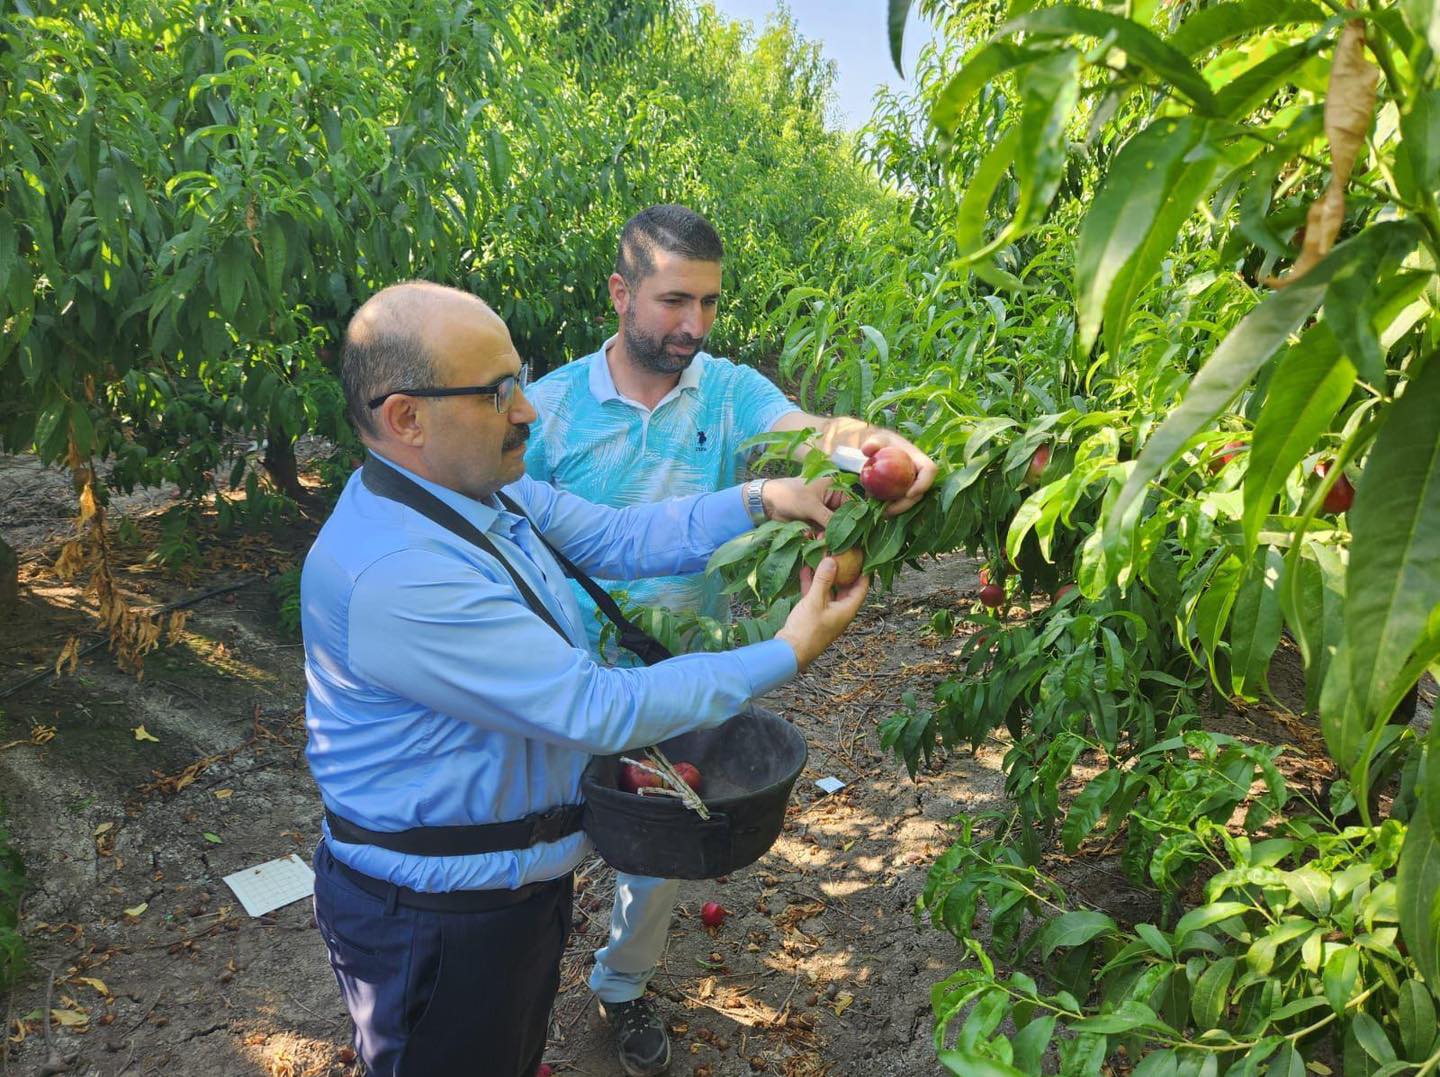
[502,423,531,451]
[624,321,703,376]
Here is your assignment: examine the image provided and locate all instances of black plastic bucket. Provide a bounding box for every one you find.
[580,706,807,880]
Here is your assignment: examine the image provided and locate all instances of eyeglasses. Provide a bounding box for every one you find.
[367,363,530,413]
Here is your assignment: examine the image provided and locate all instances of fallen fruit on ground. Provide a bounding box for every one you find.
[618,762,663,794]
[672,761,703,792]
[859,446,917,500]
[701,901,728,928]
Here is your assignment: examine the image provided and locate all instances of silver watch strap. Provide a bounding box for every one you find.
[744,479,768,525]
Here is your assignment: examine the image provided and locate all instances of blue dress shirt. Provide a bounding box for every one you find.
[301,452,797,893]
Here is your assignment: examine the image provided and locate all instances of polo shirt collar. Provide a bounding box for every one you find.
[587,335,704,407]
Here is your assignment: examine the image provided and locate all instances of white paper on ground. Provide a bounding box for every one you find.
[815,776,848,794]
[222,853,315,917]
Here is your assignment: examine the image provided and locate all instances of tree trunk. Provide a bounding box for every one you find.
[262,430,306,502]
[0,531,17,613]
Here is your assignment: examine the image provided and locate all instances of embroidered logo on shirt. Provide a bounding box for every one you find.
[696,430,708,452]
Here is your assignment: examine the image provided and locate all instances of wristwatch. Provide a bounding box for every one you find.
[743,478,769,525]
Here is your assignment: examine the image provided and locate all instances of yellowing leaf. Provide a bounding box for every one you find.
[123,902,148,917]
[1307,1063,1333,1075]
[74,977,108,996]
[214,789,233,799]
[841,839,857,852]
[832,992,854,1015]
[49,1008,88,1027]
[93,822,113,837]
[132,725,159,742]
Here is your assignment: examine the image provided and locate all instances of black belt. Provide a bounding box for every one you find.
[324,804,585,857]
[323,842,566,913]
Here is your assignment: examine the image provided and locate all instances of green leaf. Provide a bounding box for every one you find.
[202,832,223,845]
[1106,221,1421,551]
[1243,326,1355,549]
[1191,955,1236,1028]
[1075,117,1206,353]
[1266,1043,1306,1077]
[1011,1015,1056,1073]
[1351,1011,1398,1063]
[1399,89,1440,203]
[1037,909,1117,958]
[1060,769,1123,852]
[1132,1050,1179,1077]
[936,1050,1027,1077]
[1167,1,1327,56]
[1229,545,1284,697]
[217,235,248,320]
[959,50,1081,266]
[1071,1000,1167,1034]
[887,0,914,76]
[1396,979,1437,1061]
[954,128,1021,259]
[1323,946,1359,1013]
[1399,0,1440,56]
[1136,922,1174,961]
[931,42,1045,137]
[999,5,1218,112]
[1339,355,1440,773]
[1175,901,1252,942]
[1397,808,1440,988]
[0,212,16,299]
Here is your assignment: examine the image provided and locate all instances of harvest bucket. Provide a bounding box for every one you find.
[580,706,807,880]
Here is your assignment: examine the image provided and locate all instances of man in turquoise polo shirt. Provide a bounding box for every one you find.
[525,204,935,1076]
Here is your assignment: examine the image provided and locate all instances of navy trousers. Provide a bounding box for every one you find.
[312,841,573,1077]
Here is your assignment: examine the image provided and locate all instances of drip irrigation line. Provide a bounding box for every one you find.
[0,576,261,700]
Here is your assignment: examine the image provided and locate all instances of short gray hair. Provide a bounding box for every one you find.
[339,283,442,438]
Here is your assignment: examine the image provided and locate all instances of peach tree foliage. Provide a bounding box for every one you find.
[0,0,872,649]
[723,0,1440,1071]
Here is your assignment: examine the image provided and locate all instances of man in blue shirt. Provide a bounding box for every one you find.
[526,205,936,1076]
[303,281,868,1077]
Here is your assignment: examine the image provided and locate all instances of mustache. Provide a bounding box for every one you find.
[665,334,704,350]
[502,423,531,451]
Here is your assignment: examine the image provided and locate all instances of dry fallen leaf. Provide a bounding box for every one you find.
[123,902,148,918]
[133,725,160,743]
[74,977,109,996]
[214,788,233,799]
[832,992,854,1016]
[1266,20,1378,288]
[93,822,113,838]
[49,1008,89,1028]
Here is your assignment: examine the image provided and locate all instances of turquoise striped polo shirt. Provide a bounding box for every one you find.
[524,338,799,658]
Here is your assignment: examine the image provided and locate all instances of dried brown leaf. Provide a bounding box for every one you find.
[1266,20,1378,287]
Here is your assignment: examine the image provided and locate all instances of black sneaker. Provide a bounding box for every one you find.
[597,996,671,1077]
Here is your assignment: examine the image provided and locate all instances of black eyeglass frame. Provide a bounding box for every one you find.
[367,363,530,412]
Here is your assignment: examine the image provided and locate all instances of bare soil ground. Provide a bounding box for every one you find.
[0,454,1003,1077]
[1,453,1433,1077]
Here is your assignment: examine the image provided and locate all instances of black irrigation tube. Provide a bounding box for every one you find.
[0,576,262,700]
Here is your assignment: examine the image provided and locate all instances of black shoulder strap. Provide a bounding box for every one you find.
[360,457,673,666]
[361,457,573,644]
[497,492,674,667]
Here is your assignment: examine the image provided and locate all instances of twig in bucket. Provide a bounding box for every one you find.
[618,750,711,820]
